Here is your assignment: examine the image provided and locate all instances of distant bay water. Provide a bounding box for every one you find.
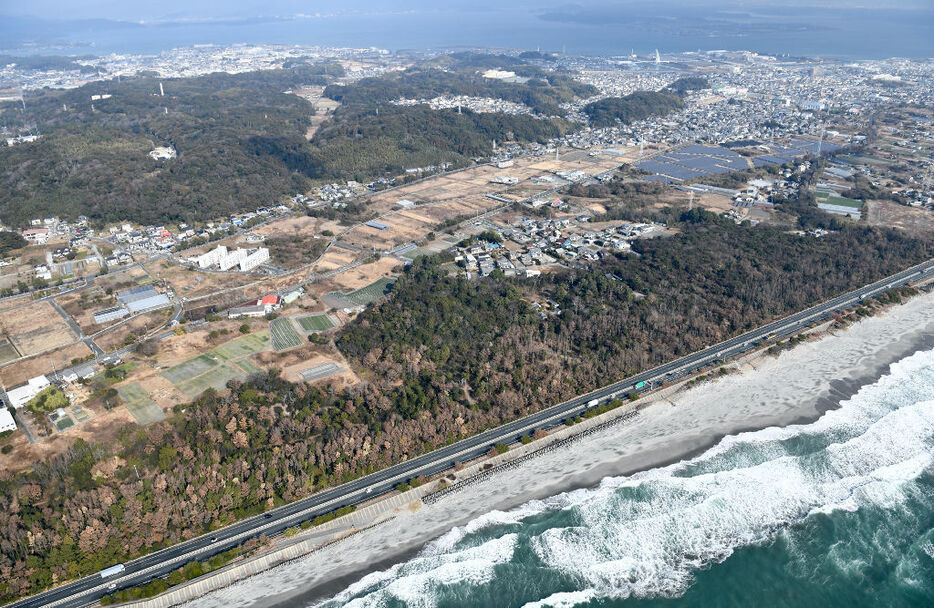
[2,5,933,59]
[314,347,934,607]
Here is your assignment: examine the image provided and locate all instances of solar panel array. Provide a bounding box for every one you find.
[637,139,843,182]
[635,145,748,183]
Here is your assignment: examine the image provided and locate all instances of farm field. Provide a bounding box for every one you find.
[342,277,396,306]
[270,318,302,351]
[816,192,863,209]
[0,300,77,357]
[0,339,19,364]
[296,313,337,332]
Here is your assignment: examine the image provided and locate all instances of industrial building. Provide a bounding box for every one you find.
[0,409,15,433]
[93,306,129,324]
[6,375,51,409]
[116,285,170,313]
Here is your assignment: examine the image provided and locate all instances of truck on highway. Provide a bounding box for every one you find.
[587,398,600,407]
[635,381,647,389]
[99,564,125,579]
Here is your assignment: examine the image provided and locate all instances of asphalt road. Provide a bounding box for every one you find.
[10,258,934,608]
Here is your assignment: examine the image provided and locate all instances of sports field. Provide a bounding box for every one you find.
[343,277,396,306]
[270,318,302,351]
[161,354,218,385]
[177,365,244,398]
[296,314,336,332]
[233,358,263,376]
[118,383,166,425]
[212,331,269,360]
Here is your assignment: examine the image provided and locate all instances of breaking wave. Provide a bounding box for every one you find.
[315,348,934,607]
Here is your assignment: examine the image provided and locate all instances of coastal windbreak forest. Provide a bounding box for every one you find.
[0,208,929,602]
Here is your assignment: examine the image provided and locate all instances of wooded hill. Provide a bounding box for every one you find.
[0,54,595,226]
[0,65,341,227]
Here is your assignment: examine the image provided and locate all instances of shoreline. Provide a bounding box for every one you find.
[157,290,934,608]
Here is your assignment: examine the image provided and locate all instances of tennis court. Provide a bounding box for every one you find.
[117,383,149,403]
[126,400,166,425]
[212,331,270,360]
[233,358,263,376]
[161,354,218,384]
[296,314,336,332]
[119,383,167,425]
[270,318,302,351]
[176,365,245,398]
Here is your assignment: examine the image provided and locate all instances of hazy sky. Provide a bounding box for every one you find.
[3,0,929,21]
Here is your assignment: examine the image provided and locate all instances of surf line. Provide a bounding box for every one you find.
[424,409,640,505]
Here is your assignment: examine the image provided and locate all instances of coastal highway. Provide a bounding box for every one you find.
[9,258,934,608]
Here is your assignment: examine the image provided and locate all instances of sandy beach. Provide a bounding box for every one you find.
[183,290,934,608]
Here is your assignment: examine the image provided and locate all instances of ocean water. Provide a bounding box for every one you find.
[2,5,933,59]
[314,348,934,608]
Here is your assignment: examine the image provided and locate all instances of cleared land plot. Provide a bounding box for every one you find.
[299,362,342,382]
[212,331,270,361]
[177,365,245,398]
[270,318,302,351]
[341,277,396,306]
[161,354,218,385]
[296,314,336,332]
[0,301,77,357]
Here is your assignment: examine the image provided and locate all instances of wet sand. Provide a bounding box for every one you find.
[186,291,934,608]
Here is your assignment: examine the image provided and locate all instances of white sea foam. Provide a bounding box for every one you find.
[519,590,598,608]
[328,533,519,608]
[324,349,934,606]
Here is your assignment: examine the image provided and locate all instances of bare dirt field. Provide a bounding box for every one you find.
[95,309,173,352]
[146,259,256,299]
[328,257,402,292]
[258,343,360,387]
[311,247,364,273]
[0,341,92,386]
[865,199,934,237]
[0,401,137,472]
[0,300,77,357]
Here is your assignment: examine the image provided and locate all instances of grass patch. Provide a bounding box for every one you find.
[176,364,244,398]
[815,191,863,209]
[295,314,336,332]
[125,400,166,425]
[233,358,263,376]
[212,331,269,360]
[161,354,218,384]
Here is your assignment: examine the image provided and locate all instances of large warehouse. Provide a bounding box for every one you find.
[116,285,170,313]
